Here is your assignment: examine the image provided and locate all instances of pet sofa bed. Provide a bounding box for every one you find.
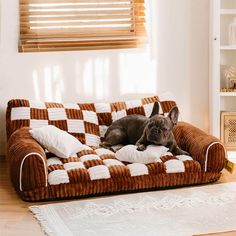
[6,95,227,201]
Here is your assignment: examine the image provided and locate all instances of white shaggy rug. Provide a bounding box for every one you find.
[30,183,236,236]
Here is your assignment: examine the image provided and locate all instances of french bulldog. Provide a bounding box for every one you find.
[101,102,189,156]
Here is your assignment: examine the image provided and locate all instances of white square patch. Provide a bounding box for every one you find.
[94,103,111,113]
[11,107,30,120]
[176,155,193,162]
[103,159,124,167]
[63,103,80,109]
[85,134,101,146]
[95,148,114,156]
[125,100,142,109]
[47,157,63,167]
[88,165,111,180]
[114,110,127,121]
[30,120,49,129]
[127,163,149,177]
[64,162,85,171]
[80,154,101,162]
[82,110,98,125]
[29,100,46,109]
[67,120,85,133]
[165,160,185,173]
[144,102,163,117]
[99,125,108,138]
[143,103,155,117]
[48,170,70,185]
[48,108,67,120]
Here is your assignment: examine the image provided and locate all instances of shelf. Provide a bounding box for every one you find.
[220,9,236,15]
[220,46,236,50]
[220,92,236,97]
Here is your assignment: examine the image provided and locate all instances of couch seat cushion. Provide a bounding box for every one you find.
[46,147,202,186]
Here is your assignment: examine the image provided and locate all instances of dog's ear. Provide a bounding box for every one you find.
[168,106,179,125]
[149,102,159,118]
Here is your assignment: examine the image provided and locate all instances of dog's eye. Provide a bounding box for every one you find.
[162,128,168,131]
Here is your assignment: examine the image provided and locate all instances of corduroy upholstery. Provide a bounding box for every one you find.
[6,97,227,201]
[173,122,227,172]
[7,127,47,191]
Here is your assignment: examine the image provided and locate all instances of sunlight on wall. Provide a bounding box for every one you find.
[52,65,64,102]
[81,60,94,98]
[94,57,109,100]
[44,67,53,101]
[30,1,157,103]
[119,51,156,95]
[33,66,65,102]
[118,0,157,96]
[33,70,41,100]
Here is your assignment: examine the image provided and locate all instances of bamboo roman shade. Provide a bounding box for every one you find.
[19,0,146,52]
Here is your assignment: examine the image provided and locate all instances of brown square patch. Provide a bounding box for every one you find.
[77,149,96,158]
[30,108,48,120]
[61,157,80,164]
[160,101,177,113]
[79,103,96,111]
[141,96,159,105]
[49,120,68,131]
[48,164,64,173]
[84,121,99,135]
[45,102,64,108]
[67,169,90,183]
[109,165,130,178]
[97,113,112,126]
[127,106,145,116]
[99,154,116,160]
[65,109,83,120]
[10,120,30,135]
[146,162,166,174]
[160,155,178,163]
[83,159,104,169]
[8,99,30,108]
[183,160,201,173]
[69,133,85,144]
[111,102,127,111]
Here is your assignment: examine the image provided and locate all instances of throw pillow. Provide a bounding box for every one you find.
[30,125,83,158]
[115,145,169,164]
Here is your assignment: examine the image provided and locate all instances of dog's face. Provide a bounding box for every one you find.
[145,106,179,145]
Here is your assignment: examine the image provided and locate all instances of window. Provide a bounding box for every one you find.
[19,0,146,52]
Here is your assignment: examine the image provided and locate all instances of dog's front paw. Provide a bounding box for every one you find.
[182,150,190,156]
[137,144,146,151]
[178,150,190,156]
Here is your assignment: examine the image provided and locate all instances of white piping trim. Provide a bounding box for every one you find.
[19,152,48,191]
[204,142,225,172]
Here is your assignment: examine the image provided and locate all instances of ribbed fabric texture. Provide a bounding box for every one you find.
[173,122,227,172]
[6,98,227,202]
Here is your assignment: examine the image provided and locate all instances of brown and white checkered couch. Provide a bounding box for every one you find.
[6,96,227,201]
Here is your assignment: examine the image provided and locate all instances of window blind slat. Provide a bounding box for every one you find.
[19,0,146,52]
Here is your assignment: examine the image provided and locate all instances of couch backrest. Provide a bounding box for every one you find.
[6,95,177,146]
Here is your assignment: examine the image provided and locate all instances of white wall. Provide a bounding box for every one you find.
[0,0,209,155]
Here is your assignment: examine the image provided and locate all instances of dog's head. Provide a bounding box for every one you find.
[145,103,179,145]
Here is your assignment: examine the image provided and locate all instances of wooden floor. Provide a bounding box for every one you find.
[0,157,236,236]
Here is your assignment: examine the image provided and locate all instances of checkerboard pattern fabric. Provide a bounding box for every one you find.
[6,96,177,146]
[46,146,201,186]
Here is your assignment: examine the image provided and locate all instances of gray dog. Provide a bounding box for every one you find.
[101,102,189,155]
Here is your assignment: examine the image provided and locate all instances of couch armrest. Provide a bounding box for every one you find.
[173,122,227,172]
[7,127,48,191]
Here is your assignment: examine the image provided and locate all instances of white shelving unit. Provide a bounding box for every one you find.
[210,0,236,156]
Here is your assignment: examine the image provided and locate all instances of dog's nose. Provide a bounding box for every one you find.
[152,128,161,134]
